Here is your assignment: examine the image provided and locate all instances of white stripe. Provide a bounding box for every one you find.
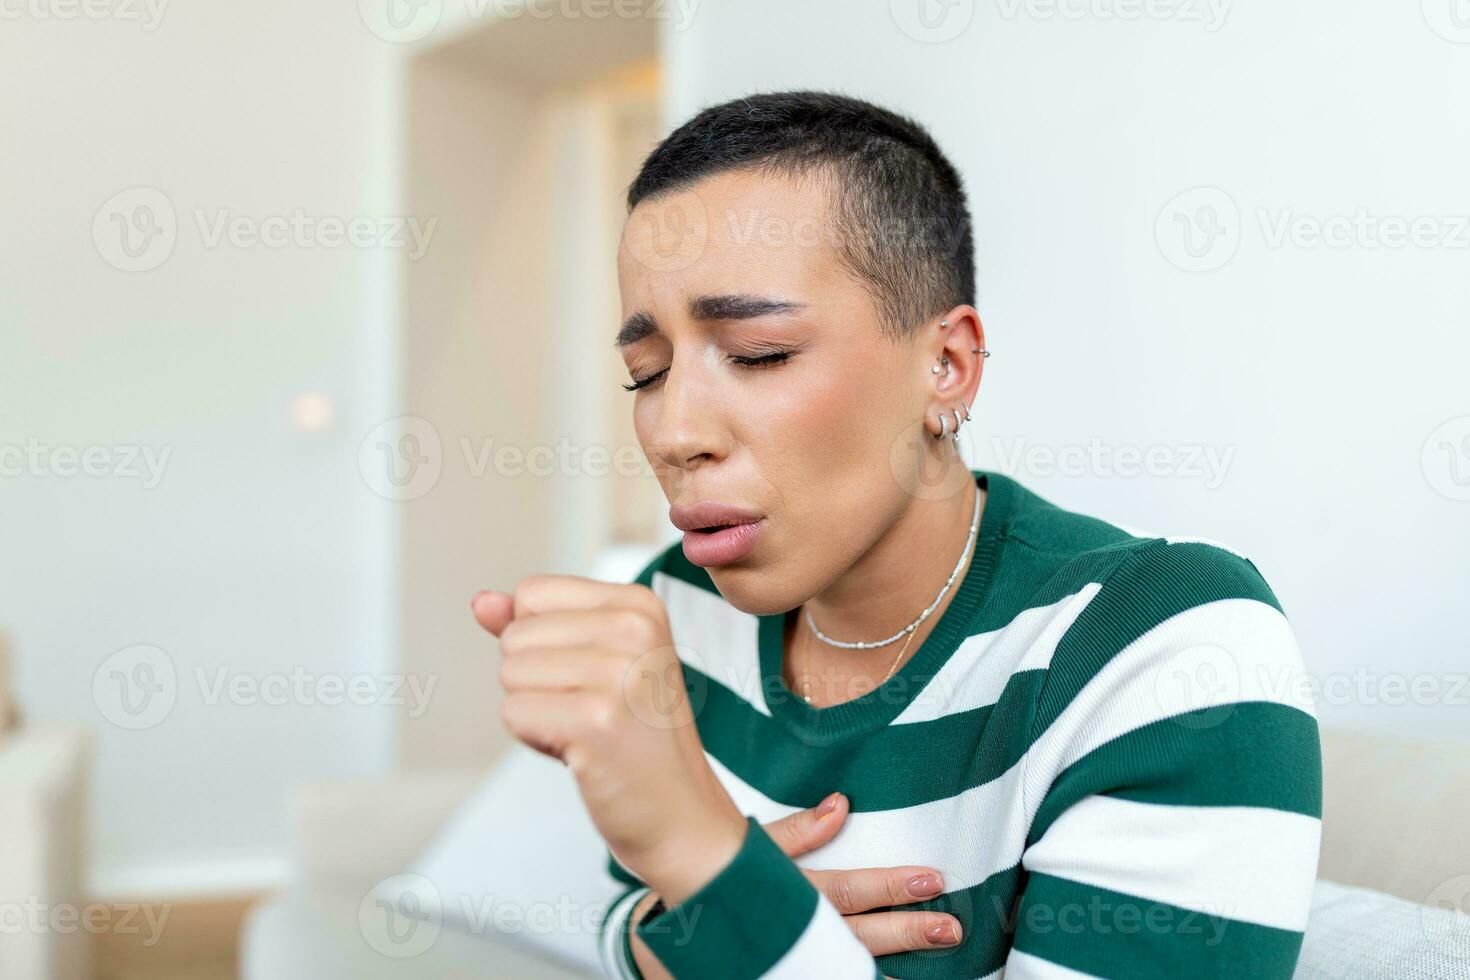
[1023,796,1321,931]
[893,585,1102,724]
[598,885,650,980]
[704,599,1315,908]
[653,571,770,715]
[762,893,882,977]
[1001,949,1101,979]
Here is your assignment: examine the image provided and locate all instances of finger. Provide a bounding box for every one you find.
[498,607,658,655]
[511,574,660,620]
[806,865,948,915]
[844,909,963,956]
[762,793,848,858]
[471,590,516,636]
[498,645,625,693]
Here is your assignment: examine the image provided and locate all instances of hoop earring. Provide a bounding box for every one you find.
[936,411,948,440]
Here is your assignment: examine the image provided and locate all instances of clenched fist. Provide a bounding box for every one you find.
[471,574,750,904]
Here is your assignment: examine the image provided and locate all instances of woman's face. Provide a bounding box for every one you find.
[616,168,940,615]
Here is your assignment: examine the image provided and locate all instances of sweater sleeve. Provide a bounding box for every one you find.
[999,540,1323,979]
[632,815,887,979]
[599,882,653,980]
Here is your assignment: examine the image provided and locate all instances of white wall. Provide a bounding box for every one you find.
[0,4,396,890]
[660,1,1470,738]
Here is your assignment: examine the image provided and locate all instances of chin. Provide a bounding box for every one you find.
[703,563,801,617]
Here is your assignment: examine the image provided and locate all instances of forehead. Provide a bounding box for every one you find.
[617,167,852,309]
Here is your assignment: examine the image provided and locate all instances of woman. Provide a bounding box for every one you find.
[471,90,1321,980]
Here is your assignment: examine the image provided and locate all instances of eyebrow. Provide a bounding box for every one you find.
[614,294,807,348]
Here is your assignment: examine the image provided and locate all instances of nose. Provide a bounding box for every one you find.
[646,358,725,474]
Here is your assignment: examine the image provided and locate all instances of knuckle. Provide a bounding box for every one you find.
[612,608,656,647]
[825,871,859,914]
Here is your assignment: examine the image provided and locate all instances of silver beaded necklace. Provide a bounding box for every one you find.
[803,485,981,651]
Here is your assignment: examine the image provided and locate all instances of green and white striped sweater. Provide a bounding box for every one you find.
[598,469,1322,980]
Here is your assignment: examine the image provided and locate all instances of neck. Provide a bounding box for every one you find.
[807,469,980,640]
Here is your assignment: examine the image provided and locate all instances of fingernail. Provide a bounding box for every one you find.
[816,792,840,819]
[925,920,961,946]
[471,590,489,610]
[906,873,942,897]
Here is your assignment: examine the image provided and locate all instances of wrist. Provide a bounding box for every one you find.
[638,808,749,905]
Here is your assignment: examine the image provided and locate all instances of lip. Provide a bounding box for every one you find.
[668,502,765,533]
[680,518,766,567]
[669,502,766,568]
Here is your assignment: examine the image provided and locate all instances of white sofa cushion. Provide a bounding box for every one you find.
[1295,878,1470,979]
[372,743,617,976]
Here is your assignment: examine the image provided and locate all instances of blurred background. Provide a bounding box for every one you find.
[2,1,1468,977]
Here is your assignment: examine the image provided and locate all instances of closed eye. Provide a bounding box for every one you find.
[622,348,796,392]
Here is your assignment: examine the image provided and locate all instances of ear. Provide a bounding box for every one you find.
[923,306,986,440]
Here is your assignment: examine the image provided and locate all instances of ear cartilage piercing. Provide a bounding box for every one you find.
[972,347,991,358]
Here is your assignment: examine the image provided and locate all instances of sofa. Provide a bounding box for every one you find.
[240,727,1470,979]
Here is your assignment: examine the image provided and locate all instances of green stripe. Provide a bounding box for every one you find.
[1034,540,1282,737]
[872,864,1022,979]
[1030,702,1322,845]
[690,662,1048,811]
[1013,872,1305,979]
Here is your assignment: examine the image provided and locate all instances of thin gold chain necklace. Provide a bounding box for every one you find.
[799,620,918,706]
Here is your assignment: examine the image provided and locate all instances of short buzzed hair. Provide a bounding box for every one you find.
[626,90,976,343]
